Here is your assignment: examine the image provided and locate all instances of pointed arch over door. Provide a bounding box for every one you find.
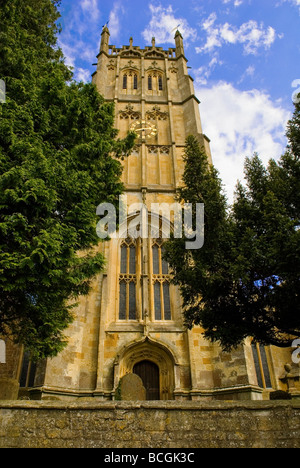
[114,337,177,400]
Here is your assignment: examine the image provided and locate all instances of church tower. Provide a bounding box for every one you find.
[4,29,293,402]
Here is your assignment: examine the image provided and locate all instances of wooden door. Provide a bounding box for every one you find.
[133,360,160,400]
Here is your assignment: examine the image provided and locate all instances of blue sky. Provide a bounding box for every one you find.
[57,0,300,203]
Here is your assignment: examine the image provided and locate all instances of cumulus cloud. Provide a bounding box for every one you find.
[58,0,102,83]
[196,13,277,55]
[58,36,95,82]
[81,0,101,21]
[75,68,92,83]
[195,82,291,203]
[109,2,125,40]
[142,4,197,44]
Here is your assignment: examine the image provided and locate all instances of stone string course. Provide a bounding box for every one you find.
[0,400,300,448]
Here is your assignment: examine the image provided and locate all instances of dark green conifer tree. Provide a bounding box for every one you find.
[0,0,134,358]
[165,104,300,349]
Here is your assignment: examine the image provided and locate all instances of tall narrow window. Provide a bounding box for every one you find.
[158,76,163,91]
[19,351,37,388]
[148,75,153,91]
[152,239,171,321]
[123,74,128,90]
[133,74,138,90]
[119,238,137,320]
[252,343,272,389]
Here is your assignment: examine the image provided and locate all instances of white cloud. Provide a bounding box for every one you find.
[59,40,76,68]
[58,37,95,78]
[81,0,101,20]
[195,82,291,203]
[109,2,125,40]
[194,55,223,86]
[142,4,197,44]
[223,0,244,6]
[280,0,300,11]
[75,68,92,83]
[58,37,93,82]
[196,13,277,55]
[58,1,102,83]
[238,65,255,84]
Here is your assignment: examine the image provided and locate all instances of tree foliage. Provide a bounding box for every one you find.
[0,0,135,358]
[165,103,300,349]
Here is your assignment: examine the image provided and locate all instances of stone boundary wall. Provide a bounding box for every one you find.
[0,400,299,448]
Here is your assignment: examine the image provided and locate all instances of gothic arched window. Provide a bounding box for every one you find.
[147,72,164,93]
[118,221,172,322]
[122,71,139,92]
[119,238,137,320]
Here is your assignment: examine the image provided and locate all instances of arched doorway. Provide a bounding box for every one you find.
[133,360,160,400]
[114,336,177,400]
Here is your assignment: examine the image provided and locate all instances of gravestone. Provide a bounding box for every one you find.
[0,378,20,400]
[119,373,146,401]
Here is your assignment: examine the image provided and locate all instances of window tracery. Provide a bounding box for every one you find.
[118,223,172,322]
[146,105,168,121]
[147,72,164,93]
[122,70,139,92]
[119,104,141,120]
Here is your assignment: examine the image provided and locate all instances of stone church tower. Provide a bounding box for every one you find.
[1,28,294,401]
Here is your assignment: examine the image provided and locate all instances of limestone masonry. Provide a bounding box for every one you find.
[0,401,299,448]
[0,28,298,403]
